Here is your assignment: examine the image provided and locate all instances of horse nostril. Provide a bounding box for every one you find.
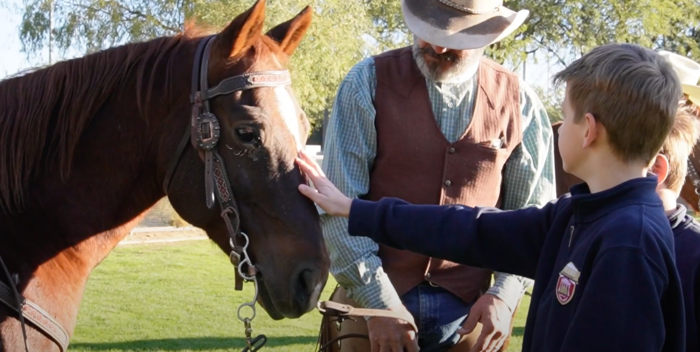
[298,268,314,296]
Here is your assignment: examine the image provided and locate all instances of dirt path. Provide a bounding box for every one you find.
[123,226,206,243]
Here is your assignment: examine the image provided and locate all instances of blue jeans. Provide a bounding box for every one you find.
[401,282,473,352]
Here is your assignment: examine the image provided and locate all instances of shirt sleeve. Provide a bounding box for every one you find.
[348,197,559,279]
[319,58,403,310]
[488,78,556,311]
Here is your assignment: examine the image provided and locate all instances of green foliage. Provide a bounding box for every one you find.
[498,0,697,66]
[17,0,700,127]
[20,0,187,55]
[189,0,374,126]
[658,4,700,60]
[364,0,410,52]
[18,0,376,127]
[534,86,564,123]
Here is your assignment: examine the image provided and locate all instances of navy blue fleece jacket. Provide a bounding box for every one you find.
[668,205,700,352]
[348,176,685,352]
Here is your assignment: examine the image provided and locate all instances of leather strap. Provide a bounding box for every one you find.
[316,300,418,352]
[0,280,69,352]
[206,71,291,100]
[317,301,418,332]
[162,35,214,194]
[162,33,292,296]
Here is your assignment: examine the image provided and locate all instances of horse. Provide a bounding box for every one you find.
[552,121,700,209]
[0,0,330,350]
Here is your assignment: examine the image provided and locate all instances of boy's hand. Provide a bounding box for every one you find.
[296,150,352,217]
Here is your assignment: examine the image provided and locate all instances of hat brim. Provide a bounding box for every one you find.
[683,84,700,105]
[402,0,529,50]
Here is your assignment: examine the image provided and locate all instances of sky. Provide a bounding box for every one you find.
[0,0,46,77]
[0,0,561,94]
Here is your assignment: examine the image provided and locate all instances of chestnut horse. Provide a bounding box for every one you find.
[552,121,700,210]
[0,1,330,351]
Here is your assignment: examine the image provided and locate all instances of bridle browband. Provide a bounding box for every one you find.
[161,34,293,352]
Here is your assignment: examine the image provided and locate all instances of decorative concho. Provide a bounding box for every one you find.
[195,112,220,150]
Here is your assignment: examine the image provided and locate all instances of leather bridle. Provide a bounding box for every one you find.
[162,34,294,352]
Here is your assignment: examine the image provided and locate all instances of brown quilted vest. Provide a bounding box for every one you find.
[366,47,522,304]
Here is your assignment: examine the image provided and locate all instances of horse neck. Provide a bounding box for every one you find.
[0,44,194,342]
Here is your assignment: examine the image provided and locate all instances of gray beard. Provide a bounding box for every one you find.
[412,41,483,83]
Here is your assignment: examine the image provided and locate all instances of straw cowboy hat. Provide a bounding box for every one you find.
[402,0,530,50]
[659,50,700,104]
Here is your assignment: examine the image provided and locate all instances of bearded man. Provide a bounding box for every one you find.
[318,0,555,351]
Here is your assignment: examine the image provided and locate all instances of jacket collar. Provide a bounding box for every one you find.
[569,175,663,223]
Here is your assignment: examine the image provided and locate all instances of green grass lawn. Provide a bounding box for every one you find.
[70,241,529,352]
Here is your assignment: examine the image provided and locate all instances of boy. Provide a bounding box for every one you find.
[298,43,685,352]
[651,99,700,352]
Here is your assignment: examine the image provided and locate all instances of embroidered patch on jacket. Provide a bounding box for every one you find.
[556,262,580,305]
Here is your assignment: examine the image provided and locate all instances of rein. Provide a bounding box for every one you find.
[162,35,292,352]
[0,256,71,352]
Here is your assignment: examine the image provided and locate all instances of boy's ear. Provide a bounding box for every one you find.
[650,154,670,185]
[581,113,598,148]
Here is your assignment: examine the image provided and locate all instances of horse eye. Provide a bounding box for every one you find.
[235,126,261,147]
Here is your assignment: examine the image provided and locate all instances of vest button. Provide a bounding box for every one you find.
[448,147,456,154]
[444,180,452,186]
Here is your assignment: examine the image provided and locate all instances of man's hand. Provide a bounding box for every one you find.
[458,294,512,352]
[366,305,420,352]
[296,150,352,217]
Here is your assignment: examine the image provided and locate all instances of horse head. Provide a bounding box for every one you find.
[164,0,329,320]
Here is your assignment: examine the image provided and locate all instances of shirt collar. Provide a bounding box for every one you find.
[667,204,688,229]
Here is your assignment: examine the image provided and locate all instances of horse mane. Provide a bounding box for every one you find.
[0,23,214,213]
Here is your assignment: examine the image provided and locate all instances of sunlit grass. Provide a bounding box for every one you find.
[71,241,528,351]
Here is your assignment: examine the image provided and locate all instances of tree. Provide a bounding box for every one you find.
[18,0,700,127]
[499,0,697,67]
[657,4,700,60]
[18,0,377,128]
[534,86,564,123]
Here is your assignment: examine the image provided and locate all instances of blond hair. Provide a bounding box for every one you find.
[659,98,700,192]
[553,44,682,165]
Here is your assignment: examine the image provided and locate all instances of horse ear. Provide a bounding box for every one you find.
[266,6,313,56]
[215,0,266,59]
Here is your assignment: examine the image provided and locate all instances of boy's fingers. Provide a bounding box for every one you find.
[298,150,315,166]
[296,157,321,178]
[299,150,325,176]
[298,184,322,202]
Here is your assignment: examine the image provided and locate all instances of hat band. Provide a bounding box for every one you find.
[438,0,502,15]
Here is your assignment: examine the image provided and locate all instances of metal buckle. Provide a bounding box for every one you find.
[195,112,220,150]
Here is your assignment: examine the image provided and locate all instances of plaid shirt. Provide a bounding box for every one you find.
[320,57,556,311]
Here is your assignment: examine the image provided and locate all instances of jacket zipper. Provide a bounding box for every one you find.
[568,225,575,247]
